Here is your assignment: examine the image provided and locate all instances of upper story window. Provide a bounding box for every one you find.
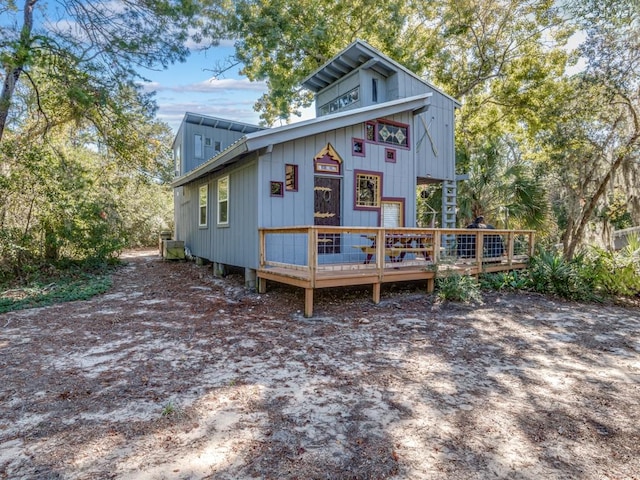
[377,120,408,147]
[174,145,181,176]
[318,86,359,116]
[365,119,409,148]
[194,134,203,158]
[214,140,221,152]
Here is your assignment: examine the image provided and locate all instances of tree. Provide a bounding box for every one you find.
[223,0,411,124]
[0,0,224,144]
[539,0,640,259]
[456,135,548,229]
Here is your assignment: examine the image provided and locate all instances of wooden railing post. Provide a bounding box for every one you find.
[476,231,484,270]
[433,228,441,264]
[308,226,317,287]
[507,232,514,267]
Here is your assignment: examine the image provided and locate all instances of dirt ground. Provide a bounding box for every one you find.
[1,249,639,480]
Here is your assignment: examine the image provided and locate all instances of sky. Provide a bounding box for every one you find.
[139,43,315,134]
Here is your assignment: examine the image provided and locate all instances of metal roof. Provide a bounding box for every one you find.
[301,40,460,106]
[183,112,265,134]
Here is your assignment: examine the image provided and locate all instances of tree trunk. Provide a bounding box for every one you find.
[0,0,37,144]
[564,135,639,260]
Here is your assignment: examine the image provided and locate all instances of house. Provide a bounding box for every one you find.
[171,40,461,287]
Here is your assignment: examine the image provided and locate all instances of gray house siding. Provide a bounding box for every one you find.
[311,62,456,182]
[213,158,260,268]
[174,157,260,269]
[177,123,247,175]
[256,111,418,231]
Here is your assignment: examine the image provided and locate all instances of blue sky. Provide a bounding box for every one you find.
[139,43,315,134]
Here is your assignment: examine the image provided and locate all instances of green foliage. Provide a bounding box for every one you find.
[526,247,597,301]
[0,271,113,313]
[480,270,529,291]
[227,0,411,124]
[436,273,483,303]
[587,236,640,296]
[602,190,634,230]
[456,135,549,229]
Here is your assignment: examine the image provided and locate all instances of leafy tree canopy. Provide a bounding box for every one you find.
[0,0,227,143]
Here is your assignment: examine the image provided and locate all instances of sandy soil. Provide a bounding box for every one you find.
[1,249,639,480]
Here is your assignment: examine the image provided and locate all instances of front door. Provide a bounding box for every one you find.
[314,176,341,254]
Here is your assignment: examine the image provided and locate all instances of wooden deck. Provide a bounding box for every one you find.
[257,226,534,317]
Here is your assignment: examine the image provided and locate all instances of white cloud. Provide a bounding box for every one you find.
[140,78,266,94]
[156,100,264,133]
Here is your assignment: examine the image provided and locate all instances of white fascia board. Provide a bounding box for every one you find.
[171,93,431,188]
[245,93,432,152]
[171,139,249,188]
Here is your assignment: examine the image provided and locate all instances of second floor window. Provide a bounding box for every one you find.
[194,134,203,158]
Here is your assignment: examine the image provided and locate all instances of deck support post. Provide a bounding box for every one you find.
[427,278,434,293]
[257,277,267,294]
[372,283,381,304]
[304,288,314,317]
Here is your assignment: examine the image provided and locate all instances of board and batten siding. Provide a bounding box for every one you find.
[176,122,247,175]
[386,71,457,181]
[174,156,260,269]
[257,110,418,231]
[313,65,457,182]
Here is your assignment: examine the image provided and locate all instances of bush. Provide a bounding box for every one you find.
[480,270,529,291]
[587,235,640,296]
[0,271,113,313]
[526,247,596,301]
[436,273,483,303]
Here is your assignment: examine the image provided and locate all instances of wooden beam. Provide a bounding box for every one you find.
[373,283,381,304]
[427,278,434,293]
[304,288,314,317]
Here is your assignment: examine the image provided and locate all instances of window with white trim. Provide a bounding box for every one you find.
[194,134,203,158]
[198,185,208,227]
[174,144,181,176]
[217,176,229,225]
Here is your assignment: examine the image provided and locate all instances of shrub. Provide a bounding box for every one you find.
[436,273,483,303]
[480,270,529,291]
[587,235,640,296]
[526,247,597,301]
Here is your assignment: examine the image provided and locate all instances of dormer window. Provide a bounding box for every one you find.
[318,87,360,116]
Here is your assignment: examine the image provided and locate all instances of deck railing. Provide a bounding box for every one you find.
[259,226,534,271]
[258,226,535,316]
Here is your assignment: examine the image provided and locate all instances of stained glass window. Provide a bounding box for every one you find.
[355,172,380,208]
[376,121,408,147]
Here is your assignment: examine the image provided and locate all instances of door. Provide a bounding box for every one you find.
[314,176,341,254]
